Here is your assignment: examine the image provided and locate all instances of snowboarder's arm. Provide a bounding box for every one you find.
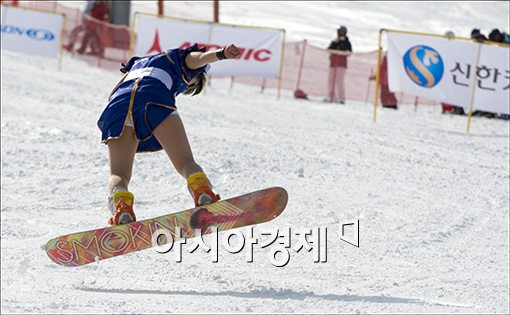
[185,44,241,70]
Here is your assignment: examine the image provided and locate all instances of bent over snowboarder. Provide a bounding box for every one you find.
[97,44,242,225]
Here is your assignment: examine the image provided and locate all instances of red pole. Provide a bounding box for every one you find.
[213,0,219,23]
[158,0,163,16]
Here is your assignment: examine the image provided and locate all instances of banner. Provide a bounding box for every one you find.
[387,31,510,114]
[133,13,284,78]
[0,5,64,59]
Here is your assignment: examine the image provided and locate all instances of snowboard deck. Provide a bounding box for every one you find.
[45,187,288,267]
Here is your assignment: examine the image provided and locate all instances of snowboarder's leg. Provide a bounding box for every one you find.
[107,126,138,193]
[153,114,202,178]
[106,126,138,225]
[154,114,220,206]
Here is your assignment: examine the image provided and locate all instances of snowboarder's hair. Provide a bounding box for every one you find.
[183,72,207,96]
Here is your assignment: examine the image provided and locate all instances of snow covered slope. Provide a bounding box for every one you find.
[1,44,509,313]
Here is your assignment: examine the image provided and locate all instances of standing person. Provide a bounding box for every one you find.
[63,0,95,52]
[369,52,398,109]
[377,52,398,109]
[97,44,242,225]
[327,25,352,104]
[77,0,109,57]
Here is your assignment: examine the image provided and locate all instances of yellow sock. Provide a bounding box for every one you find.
[113,191,134,207]
[187,172,210,192]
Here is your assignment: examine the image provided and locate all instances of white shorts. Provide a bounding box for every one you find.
[124,110,178,128]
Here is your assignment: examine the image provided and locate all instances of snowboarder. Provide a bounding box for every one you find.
[97,44,242,225]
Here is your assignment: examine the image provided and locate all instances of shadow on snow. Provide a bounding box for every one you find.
[75,286,457,306]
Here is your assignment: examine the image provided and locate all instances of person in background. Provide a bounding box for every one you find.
[441,31,465,115]
[488,29,504,43]
[63,0,95,52]
[369,52,398,109]
[503,32,510,44]
[326,25,352,104]
[470,28,487,43]
[77,0,109,57]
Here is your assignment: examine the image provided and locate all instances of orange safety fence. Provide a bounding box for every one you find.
[235,40,436,105]
[14,1,130,69]
[6,1,436,106]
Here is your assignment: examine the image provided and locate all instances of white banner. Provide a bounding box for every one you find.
[0,5,64,59]
[133,13,284,78]
[387,32,510,114]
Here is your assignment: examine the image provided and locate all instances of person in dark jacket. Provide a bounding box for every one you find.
[470,28,487,43]
[488,29,504,43]
[327,25,352,104]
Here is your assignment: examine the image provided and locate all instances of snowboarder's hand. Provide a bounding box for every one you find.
[223,44,241,59]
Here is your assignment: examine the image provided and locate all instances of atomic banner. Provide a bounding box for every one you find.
[387,31,510,114]
[132,13,284,78]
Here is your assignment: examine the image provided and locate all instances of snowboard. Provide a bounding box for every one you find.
[45,187,288,267]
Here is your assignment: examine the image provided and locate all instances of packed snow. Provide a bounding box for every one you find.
[2,1,510,314]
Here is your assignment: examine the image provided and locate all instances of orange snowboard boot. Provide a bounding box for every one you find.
[187,172,220,207]
[108,191,136,225]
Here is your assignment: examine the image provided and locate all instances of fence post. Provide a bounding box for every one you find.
[466,42,483,133]
[213,0,219,23]
[372,29,384,123]
[295,39,307,92]
[276,30,286,100]
[158,0,163,16]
